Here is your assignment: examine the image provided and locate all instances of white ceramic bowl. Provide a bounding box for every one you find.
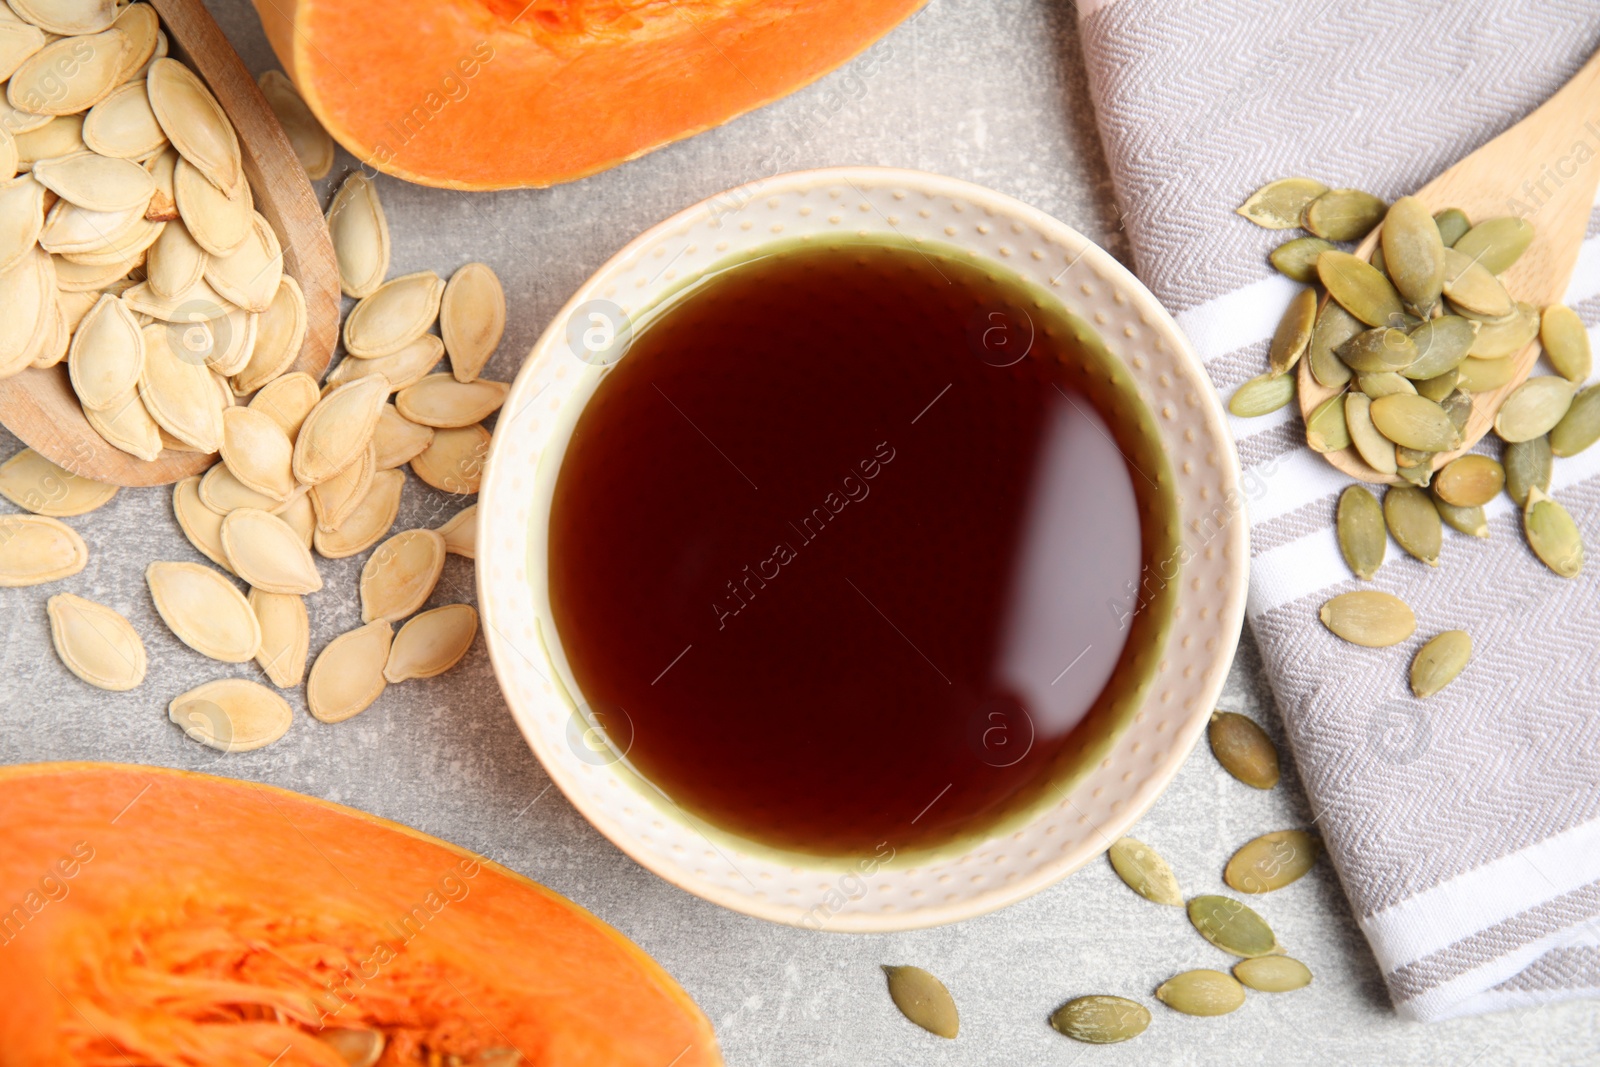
[477,167,1247,931]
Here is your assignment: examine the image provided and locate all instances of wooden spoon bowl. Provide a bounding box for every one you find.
[0,0,338,487]
[1297,50,1600,484]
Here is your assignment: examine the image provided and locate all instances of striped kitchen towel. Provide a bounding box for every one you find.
[1077,0,1600,1022]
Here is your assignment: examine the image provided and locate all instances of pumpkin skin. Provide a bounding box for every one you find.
[251,0,927,189]
[0,763,721,1067]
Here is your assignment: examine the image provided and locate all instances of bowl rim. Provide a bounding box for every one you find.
[477,164,1248,931]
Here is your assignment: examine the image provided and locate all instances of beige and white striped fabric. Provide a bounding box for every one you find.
[1078,0,1600,1021]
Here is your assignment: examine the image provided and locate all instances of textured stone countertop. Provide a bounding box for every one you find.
[0,0,1593,1062]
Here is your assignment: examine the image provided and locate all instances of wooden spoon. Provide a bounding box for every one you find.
[1297,49,1600,484]
[0,0,339,487]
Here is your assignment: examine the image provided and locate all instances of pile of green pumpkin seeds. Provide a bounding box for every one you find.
[1233,178,1593,698]
[883,713,1311,1045]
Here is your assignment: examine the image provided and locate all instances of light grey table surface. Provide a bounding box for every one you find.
[2,1,1596,1063]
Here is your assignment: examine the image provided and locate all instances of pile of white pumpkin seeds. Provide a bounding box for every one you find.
[883,713,1313,1045]
[1233,178,1594,698]
[0,19,506,750]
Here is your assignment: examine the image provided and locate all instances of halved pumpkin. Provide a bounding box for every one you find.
[251,0,926,189]
[0,763,720,1067]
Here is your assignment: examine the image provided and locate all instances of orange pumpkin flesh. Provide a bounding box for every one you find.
[0,763,720,1067]
[252,0,927,189]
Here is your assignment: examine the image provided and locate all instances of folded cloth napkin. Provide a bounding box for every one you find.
[1076,0,1600,1022]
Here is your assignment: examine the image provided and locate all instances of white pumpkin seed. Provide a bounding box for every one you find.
[371,402,433,470]
[145,217,204,297]
[384,603,477,682]
[326,332,442,391]
[0,173,44,274]
[14,114,86,168]
[203,210,280,313]
[436,504,475,558]
[138,320,221,451]
[343,270,444,358]
[27,297,68,369]
[231,275,305,395]
[142,144,177,219]
[441,262,504,382]
[219,507,321,595]
[310,442,374,532]
[144,559,259,661]
[199,460,278,514]
[110,1,159,81]
[0,127,13,179]
[39,196,146,254]
[360,528,446,623]
[0,447,115,515]
[0,20,46,84]
[169,678,291,752]
[327,171,388,298]
[83,389,161,459]
[277,486,315,547]
[145,57,239,192]
[66,292,143,410]
[171,473,233,573]
[249,587,309,688]
[247,369,318,440]
[10,0,116,37]
[393,373,507,429]
[8,28,130,116]
[257,70,332,180]
[122,274,230,321]
[57,211,161,266]
[409,422,489,494]
[0,513,87,585]
[56,255,125,292]
[0,246,53,377]
[314,467,403,558]
[81,79,166,158]
[47,592,145,690]
[219,406,295,500]
[173,154,250,254]
[292,373,388,484]
[32,150,153,212]
[307,618,392,723]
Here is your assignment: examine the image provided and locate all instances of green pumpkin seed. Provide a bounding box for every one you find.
[1229,372,1295,417]
[1504,436,1552,506]
[1433,208,1471,248]
[1208,711,1280,789]
[1108,837,1182,906]
[1306,392,1350,453]
[882,966,958,1038]
[1550,383,1600,457]
[1237,177,1330,229]
[1442,247,1513,318]
[1524,487,1584,578]
[1395,460,1434,488]
[1270,237,1335,283]
[1234,956,1313,993]
[1319,590,1416,647]
[1304,188,1386,242]
[1415,369,1459,402]
[1453,216,1535,274]
[1187,895,1282,958]
[1319,250,1406,327]
[1457,355,1518,393]
[1358,371,1417,398]
[1338,327,1417,373]
[1370,394,1460,451]
[1403,317,1476,379]
[1494,376,1575,443]
[1540,305,1592,383]
[1385,485,1443,566]
[1156,970,1247,1017]
[1050,996,1150,1044]
[1395,445,1434,470]
[1410,630,1472,698]
[1346,394,1397,476]
[1433,496,1488,538]
[1469,303,1539,359]
[1381,196,1446,313]
[1337,483,1387,577]
[1433,455,1504,506]
[1309,302,1363,389]
[1269,288,1319,374]
[1441,390,1473,435]
[1369,245,1386,274]
[1225,830,1323,893]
